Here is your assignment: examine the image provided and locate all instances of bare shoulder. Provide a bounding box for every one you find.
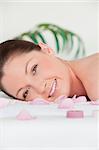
[70,53,99,100]
[89,53,99,64]
[84,53,99,75]
[81,53,99,100]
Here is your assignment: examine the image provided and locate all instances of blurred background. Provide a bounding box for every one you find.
[0,0,98,59]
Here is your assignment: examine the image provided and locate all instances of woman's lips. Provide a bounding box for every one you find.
[48,79,57,97]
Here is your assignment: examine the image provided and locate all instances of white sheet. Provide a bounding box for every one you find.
[0,95,99,149]
[0,117,98,148]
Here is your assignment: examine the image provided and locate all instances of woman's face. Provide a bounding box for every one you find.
[1,45,72,102]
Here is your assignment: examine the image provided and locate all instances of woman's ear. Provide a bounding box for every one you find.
[38,42,55,55]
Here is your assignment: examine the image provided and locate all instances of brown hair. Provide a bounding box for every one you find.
[0,39,41,99]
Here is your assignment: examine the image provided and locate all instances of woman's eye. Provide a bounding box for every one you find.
[31,64,38,75]
[23,89,29,100]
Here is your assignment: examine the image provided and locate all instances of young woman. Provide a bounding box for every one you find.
[0,40,98,102]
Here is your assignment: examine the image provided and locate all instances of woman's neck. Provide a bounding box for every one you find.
[63,59,87,97]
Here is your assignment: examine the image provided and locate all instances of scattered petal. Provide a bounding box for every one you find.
[54,95,67,103]
[29,98,50,105]
[72,95,77,100]
[58,98,74,109]
[66,110,84,118]
[73,96,87,103]
[16,110,36,120]
[90,100,99,105]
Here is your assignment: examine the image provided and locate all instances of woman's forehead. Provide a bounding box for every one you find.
[4,51,40,69]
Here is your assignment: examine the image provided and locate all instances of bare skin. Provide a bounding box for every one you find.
[68,53,99,100]
[1,42,99,102]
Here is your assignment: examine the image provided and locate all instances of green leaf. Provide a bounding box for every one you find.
[35,31,47,44]
[28,33,38,44]
[15,23,86,59]
[48,28,60,52]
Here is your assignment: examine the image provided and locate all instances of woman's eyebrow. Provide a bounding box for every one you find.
[25,57,33,74]
[16,87,23,97]
[16,57,33,97]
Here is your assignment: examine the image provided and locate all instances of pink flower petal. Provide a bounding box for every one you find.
[58,98,74,109]
[66,110,84,118]
[72,96,87,103]
[16,110,36,120]
[90,100,99,105]
[0,98,9,108]
[72,95,77,100]
[29,98,50,105]
[54,95,67,103]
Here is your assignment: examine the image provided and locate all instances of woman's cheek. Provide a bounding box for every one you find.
[42,60,53,69]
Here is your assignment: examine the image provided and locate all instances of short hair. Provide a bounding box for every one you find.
[0,39,41,99]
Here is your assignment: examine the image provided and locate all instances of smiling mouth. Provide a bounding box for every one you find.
[48,79,57,98]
